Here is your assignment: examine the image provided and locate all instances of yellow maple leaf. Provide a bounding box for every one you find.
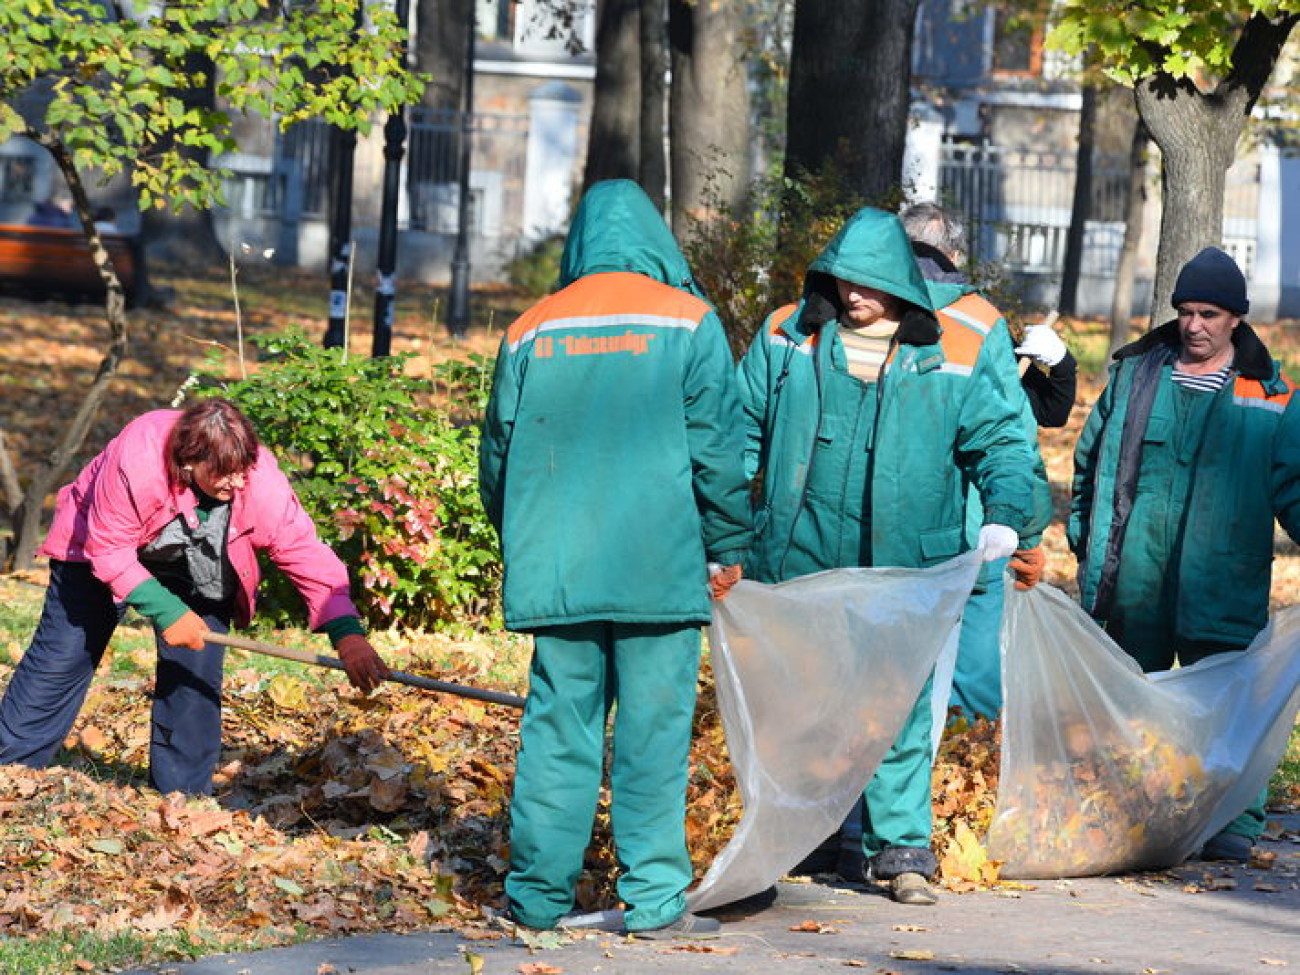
[266,673,310,710]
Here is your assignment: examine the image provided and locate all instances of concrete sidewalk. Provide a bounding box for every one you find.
[127,814,1299,975]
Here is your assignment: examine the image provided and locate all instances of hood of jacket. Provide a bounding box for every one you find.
[791,207,940,346]
[557,179,703,296]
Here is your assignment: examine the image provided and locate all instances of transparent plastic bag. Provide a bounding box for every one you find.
[686,552,981,912]
[988,581,1300,878]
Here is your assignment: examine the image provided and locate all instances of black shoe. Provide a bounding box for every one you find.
[1200,831,1253,863]
[628,913,722,940]
[835,846,867,884]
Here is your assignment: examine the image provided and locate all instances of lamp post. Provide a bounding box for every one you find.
[323,5,364,349]
[445,1,476,338]
[371,0,412,357]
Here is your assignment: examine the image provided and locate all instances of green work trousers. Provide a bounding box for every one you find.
[860,674,937,869]
[505,620,701,931]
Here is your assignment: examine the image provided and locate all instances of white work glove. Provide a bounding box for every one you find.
[977,524,1019,562]
[1014,324,1067,367]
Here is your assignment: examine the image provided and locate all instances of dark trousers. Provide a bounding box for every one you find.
[0,560,230,794]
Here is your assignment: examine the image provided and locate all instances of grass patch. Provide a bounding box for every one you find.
[0,926,245,975]
[1269,720,1300,810]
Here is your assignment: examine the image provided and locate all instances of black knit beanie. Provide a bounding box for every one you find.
[1170,246,1249,315]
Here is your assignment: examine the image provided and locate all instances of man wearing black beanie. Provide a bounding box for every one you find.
[1069,245,1300,863]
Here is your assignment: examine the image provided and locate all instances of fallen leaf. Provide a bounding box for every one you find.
[663,944,738,954]
[518,964,563,974]
[889,949,935,961]
[77,726,107,751]
[1259,960,1288,967]
[463,950,484,974]
[789,920,839,934]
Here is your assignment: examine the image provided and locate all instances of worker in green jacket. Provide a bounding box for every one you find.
[479,179,752,938]
[1070,246,1300,863]
[901,201,1055,727]
[738,207,1041,905]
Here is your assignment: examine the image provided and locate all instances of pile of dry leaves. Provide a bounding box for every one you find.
[0,636,1010,950]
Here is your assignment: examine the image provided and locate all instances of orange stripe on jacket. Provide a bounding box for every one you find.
[935,293,999,369]
[766,303,822,351]
[506,271,711,347]
[1233,373,1295,409]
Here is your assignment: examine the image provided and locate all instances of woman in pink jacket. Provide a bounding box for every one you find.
[0,398,389,794]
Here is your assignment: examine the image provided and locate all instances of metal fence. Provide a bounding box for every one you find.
[939,137,1261,281]
[939,139,1131,274]
[230,110,531,242]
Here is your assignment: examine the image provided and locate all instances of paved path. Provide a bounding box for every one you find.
[128,815,1299,975]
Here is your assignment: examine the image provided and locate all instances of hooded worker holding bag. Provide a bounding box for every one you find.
[737,206,1042,905]
[479,179,751,938]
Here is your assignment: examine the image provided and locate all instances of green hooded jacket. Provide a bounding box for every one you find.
[479,180,752,631]
[738,207,1040,582]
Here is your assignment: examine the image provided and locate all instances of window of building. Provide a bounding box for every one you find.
[990,7,1043,77]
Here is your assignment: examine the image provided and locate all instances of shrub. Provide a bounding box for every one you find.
[682,163,866,359]
[197,328,501,631]
[505,233,564,298]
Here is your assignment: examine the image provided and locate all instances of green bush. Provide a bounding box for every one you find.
[197,328,501,631]
[505,233,564,298]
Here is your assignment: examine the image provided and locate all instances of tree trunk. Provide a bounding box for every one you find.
[1135,12,1297,326]
[1108,117,1149,357]
[1138,77,1241,325]
[668,0,752,235]
[638,0,668,209]
[583,0,642,189]
[416,0,470,114]
[784,0,920,205]
[1058,82,1096,317]
[7,139,129,572]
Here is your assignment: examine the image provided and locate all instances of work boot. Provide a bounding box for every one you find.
[628,913,722,940]
[890,872,938,905]
[835,845,867,884]
[791,833,840,876]
[1200,831,1254,863]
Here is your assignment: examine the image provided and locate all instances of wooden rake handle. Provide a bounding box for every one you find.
[203,630,526,709]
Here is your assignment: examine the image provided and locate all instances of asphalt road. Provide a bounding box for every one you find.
[127,812,1299,975]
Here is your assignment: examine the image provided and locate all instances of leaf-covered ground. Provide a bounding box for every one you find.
[1,268,1299,969]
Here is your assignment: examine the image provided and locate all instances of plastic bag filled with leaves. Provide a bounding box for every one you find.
[988,583,1300,878]
[685,552,982,912]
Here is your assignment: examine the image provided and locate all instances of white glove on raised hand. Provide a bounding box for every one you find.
[977,524,1019,562]
[1014,324,1067,367]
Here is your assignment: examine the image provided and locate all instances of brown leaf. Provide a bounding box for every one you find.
[663,944,738,954]
[789,920,839,934]
[76,725,107,751]
[518,964,564,974]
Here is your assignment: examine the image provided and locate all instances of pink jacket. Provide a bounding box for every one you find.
[41,410,359,629]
